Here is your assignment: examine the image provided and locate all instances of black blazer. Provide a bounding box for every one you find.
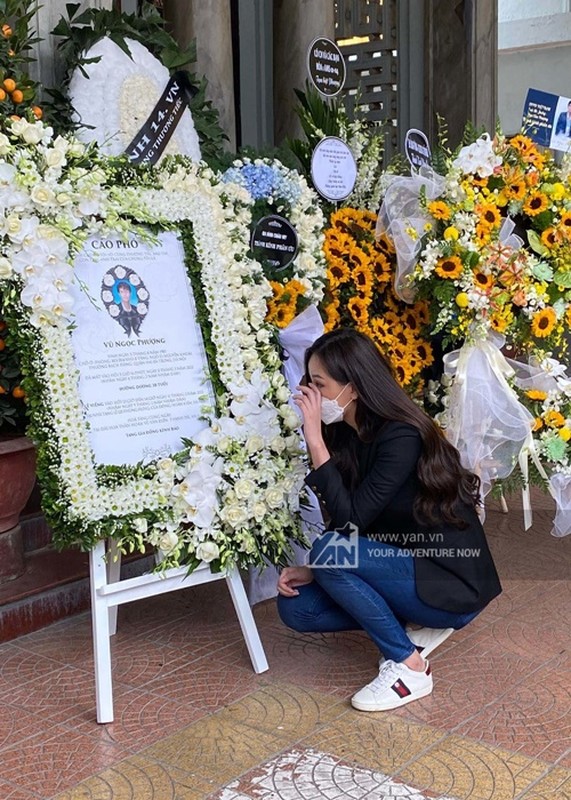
[305,420,502,614]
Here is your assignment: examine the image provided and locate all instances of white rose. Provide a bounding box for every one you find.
[45,148,67,169]
[31,185,55,207]
[223,503,249,528]
[234,478,255,500]
[270,435,286,454]
[158,530,179,553]
[282,408,301,429]
[217,435,231,453]
[0,133,10,154]
[22,125,44,145]
[265,487,284,509]
[246,434,264,454]
[6,216,21,236]
[132,517,148,534]
[276,385,290,403]
[0,257,12,278]
[196,540,220,563]
[10,119,28,136]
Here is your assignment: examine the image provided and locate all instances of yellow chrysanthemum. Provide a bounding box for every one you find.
[544,410,566,428]
[444,226,460,241]
[526,389,548,401]
[435,255,463,279]
[523,192,549,216]
[427,200,451,220]
[559,428,571,442]
[530,307,557,338]
[532,417,543,432]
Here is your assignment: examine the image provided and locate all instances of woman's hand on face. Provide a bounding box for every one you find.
[293,383,323,445]
[277,565,314,597]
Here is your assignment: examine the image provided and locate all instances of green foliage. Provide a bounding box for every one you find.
[0,0,41,116]
[0,295,27,433]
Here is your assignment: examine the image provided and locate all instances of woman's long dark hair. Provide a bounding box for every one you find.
[305,328,480,528]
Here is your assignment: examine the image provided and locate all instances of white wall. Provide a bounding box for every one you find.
[498,0,571,134]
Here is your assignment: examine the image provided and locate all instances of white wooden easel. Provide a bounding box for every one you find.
[89,539,269,723]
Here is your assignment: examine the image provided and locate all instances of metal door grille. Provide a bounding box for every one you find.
[334,0,399,160]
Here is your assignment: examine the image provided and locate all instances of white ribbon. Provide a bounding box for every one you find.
[443,333,535,504]
[376,166,446,303]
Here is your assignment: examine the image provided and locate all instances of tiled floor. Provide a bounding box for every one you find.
[0,490,569,799]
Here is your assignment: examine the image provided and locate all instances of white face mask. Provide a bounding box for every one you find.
[320,384,352,425]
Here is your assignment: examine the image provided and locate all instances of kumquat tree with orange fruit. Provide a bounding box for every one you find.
[0,0,42,120]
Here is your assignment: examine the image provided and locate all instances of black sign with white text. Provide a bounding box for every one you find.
[251,215,298,271]
[404,129,432,170]
[307,37,346,97]
[125,71,198,166]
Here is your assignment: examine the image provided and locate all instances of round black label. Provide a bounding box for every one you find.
[307,37,346,97]
[250,215,299,271]
[404,129,432,169]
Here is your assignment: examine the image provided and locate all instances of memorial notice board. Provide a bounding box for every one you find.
[70,231,212,466]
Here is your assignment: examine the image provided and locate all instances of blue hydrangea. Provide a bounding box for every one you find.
[222,161,303,206]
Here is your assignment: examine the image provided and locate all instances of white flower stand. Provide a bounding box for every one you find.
[89,539,269,723]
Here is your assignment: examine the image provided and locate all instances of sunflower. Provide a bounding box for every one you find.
[523,192,549,216]
[532,417,543,432]
[347,296,370,325]
[427,200,451,221]
[544,410,566,428]
[352,262,374,295]
[475,223,492,246]
[323,300,341,332]
[530,307,557,338]
[559,210,571,237]
[327,260,351,288]
[541,227,560,248]
[402,309,420,331]
[504,179,526,201]
[435,255,463,279]
[375,231,396,255]
[413,301,430,325]
[476,202,501,228]
[472,270,494,291]
[370,252,391,283]
[415,341,434,366]
[526,389,548,401]
[324,229,354,262]
[490,314,510,333]
[509,134,534,155]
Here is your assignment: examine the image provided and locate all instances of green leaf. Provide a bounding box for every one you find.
[528,229,550,257]
[554,271,571,288]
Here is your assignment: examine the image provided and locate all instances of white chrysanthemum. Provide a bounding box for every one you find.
[68,37,201,163]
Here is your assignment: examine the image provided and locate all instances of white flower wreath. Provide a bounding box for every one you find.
[68,37,201,163]
[0,118,308,571]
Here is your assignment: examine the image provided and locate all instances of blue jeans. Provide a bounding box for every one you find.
[277,538,479,662]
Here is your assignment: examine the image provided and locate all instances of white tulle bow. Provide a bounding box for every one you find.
[376,166,446,302]
[443,333,534,502]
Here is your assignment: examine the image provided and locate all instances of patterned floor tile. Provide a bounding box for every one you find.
[397,736,550,800]
[302,710,446,775]
[222,684,349,739]
[0,729,128,797]
[51,754,217,800]
[0,642,65,694]
[517,766,571,799]
[453,659,571,762]
[144,714,285,785]
[68,688,208,750]
[0,779,39,800]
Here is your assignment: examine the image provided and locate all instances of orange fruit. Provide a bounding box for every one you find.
[0,89,5,101]
[9,114,20,121]
[32,105,42,119]
[11,89,23,104]
[2,24,12,37]
[3,78,16,93]
[0,339,5,351]
[12,386,25,399]
[0,386,7,395]
[0,322,6,331]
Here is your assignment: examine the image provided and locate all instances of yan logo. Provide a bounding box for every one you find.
[310,522,359,568]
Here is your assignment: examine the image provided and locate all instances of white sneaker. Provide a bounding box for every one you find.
[351,658,433,711]
[407,626,454,658]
